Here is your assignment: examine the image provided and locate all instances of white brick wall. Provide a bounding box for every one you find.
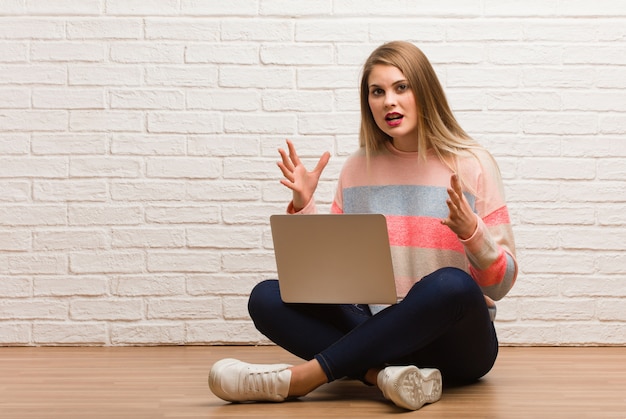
[0,1,625,346]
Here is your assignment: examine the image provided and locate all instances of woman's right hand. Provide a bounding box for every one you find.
[277,139,330,212]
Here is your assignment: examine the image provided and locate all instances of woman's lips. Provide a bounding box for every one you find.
[385,112,403,127]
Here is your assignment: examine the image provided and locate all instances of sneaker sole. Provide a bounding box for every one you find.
[392,367,442,410]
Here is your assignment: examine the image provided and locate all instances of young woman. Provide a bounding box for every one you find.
[209,41,518,411]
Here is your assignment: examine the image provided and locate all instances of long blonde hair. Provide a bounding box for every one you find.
[359,41,483,173]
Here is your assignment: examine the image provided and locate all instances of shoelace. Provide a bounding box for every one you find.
[242,369,283,397]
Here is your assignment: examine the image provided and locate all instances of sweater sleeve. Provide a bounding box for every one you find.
[460,208,517,301]
[457,150,518,301]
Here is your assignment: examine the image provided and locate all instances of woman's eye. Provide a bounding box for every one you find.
[371,88,384,96]
[397,84,408,92]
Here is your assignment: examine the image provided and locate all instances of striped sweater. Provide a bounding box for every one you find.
[290,141,518,314]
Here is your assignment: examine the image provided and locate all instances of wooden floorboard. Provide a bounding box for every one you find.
[0,346,625,418]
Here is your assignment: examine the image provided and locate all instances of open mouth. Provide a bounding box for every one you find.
[385,112,404,127]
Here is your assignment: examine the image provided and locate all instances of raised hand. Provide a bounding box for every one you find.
[441,174,478,240]
[277,139,331,212]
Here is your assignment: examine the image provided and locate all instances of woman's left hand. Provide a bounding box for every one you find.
[441,174,478,240]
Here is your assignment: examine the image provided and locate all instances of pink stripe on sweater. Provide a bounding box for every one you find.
[484,206,510,226]
[386,215,465,253]
[470,248,507,287]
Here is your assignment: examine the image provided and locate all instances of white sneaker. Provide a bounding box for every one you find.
[208,358,293,402]
[377,365,442,410]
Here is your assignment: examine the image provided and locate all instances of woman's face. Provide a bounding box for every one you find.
[367,64,419,151]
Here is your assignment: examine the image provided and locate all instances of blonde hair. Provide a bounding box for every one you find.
[359,41,483,173]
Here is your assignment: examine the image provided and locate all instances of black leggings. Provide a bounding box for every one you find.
[248,267,498,384]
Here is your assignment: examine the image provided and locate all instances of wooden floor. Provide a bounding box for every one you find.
[0,346,625,418]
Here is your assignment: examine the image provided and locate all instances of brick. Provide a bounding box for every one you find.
[111,134,186,156]
[187,135,259,156]
[557,323,626,345]
[149,65,218,86]
[261,43,333,65]
[146,297,222,320]
[111,323,185,345]
[223,158,278,180]
[26,0,101,15]
[145,205,221,224]
[0,205,67,227]
[32,134,107,155]
[186,181,262,202]
[260,0,331,16]
[0,323,30,344]
[69,65,142,86]
[33,88,104,109]
[8,254,68,275]
[521,251,595,275]
[148,112,222,134]
[0,111,67,132]
[223,296,250,320]
[147,251,221,273]
[34,276,108,297]
[484,0,559,16]
[70,299,143,321]
[560,276,626,298]
[560,227,626,251]
[297,67,360,89]
[111,181,187,201]
[110,89,185,110]
[0,276,31,298]
[0,182,30,202]
[67,18,143,40]
[180,0,257,16]
[106,0,178,15]
[186,274,261,296]
[69,205,143,226]
[70,111,143,132]
[112,275,186,297]
[220,66,294,89]
[523,66,594,88]
[298,112,360,135]
[187,44,259,65]
[597,299,626,321]
[496,323,561,345]
[0,299,67,319]
[221,19,293,41]
[447,66,520,88]
[111,42,184,64]
[333,0,482,16]
[521,299,596,321]
[33,322,107,345]
[522,113,598,135]
[0,134,29,155]
[222,251,276,273]
[33,229,109,251]
[31,42,104,63]
[145,18,220,41]
[70,252,144,274]
[111,227,185,248]
[597,159,626,181]
[33,180,108,202]
[70,157,142,178]
[187,89,261,111]
[187,226,262,249]
[0,42,28,63]
[146,157,222,179]
[186,320,265,344]
[520,158,596,180]
[262,90,332,112]
[225,113,296,135]
[0,19,65,39]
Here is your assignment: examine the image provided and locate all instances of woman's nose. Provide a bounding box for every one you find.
[384,92,396,108]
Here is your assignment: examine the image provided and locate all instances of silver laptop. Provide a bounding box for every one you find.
[270,214,397,304]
